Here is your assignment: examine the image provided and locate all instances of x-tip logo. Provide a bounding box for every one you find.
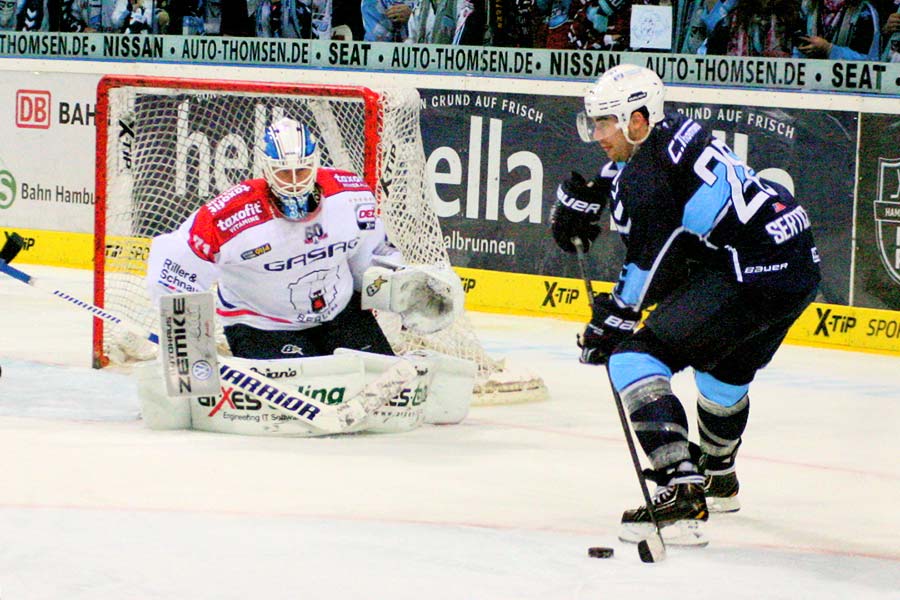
[16,90,51,129]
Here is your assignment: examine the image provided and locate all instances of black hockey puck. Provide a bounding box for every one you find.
[588,546,614,559]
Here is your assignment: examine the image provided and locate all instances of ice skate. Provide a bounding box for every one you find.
[703,468,740,513]
[619,464,709,547]
[697,442,742,513]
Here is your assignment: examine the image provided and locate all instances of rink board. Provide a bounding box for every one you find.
[457,267,900,356]
[7,227,895,356]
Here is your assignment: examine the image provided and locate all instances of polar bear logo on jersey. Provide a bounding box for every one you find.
[289,268,339,322]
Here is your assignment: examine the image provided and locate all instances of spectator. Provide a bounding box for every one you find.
[16,0,49,30]
[675,0,736,53]
[0,0,14,29]
[331,0,363,39]
[154,0,175,32]
[490,0,573,48]
[362,0,415,41]
[567,0,627,49]
[704,0,802,56]
[881,0,899,60]
[489,0,539,47]
[794,0,881,60]
[180,0,208,34]
[407,0,488,43]
[220,0,257,36]
[568,0,674,51]
[48,0,100,31]
[112,0,156,33]
[539,0,575,48]
[156,1,220,35]
[256,0,331,39]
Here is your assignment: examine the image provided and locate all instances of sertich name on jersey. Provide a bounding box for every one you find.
[606,111,821,311]
[181,167,395,330]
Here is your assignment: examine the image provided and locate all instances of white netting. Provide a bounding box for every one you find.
[96,77,547,404]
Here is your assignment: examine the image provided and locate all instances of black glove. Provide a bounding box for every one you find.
[550,171,608,253]
[577,293,641,365]
[0,233,24,264]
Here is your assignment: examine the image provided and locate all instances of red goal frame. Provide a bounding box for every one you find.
[93,75,383,368]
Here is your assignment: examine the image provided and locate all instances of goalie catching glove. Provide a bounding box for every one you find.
[550,171,609,254]
[578,293,641,365]
[361,263,465,334]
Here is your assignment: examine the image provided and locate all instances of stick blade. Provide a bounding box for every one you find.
[637,534,666,563]
[0,232,25,264]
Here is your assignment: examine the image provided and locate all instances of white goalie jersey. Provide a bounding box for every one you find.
[146,168,401,331]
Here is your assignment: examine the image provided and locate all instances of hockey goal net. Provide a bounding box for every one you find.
[95,75,547,405]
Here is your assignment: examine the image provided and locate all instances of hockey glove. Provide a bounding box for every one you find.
[577,293,641,365]
[550,171,607,254]
[361,264,465,335]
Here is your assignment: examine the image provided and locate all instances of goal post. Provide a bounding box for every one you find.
[94,75,548,405]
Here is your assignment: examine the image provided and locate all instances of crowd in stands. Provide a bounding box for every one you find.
[1,0,898,61]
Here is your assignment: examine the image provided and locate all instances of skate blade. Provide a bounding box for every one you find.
[618,520,709,547]
[707,496,740,513]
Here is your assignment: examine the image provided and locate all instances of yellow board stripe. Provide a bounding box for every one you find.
[456,267,900,356]
[2,228,150,275]
[6,229,897,355]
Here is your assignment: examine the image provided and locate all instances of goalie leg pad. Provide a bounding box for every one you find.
[335,349,431,433]
[412,350,476,425]
[134,360,193,430]
[195,354,367,437]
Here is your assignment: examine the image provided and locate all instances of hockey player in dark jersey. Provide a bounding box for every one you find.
[551,65,821,546]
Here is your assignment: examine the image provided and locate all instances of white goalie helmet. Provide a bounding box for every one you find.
[261,117,321,220]
[577,65,666,144]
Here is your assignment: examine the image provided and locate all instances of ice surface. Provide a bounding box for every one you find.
[1,266,898,599]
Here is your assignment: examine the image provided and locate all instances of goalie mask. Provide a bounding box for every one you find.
[577,65,665,145]
[261,117,321,220]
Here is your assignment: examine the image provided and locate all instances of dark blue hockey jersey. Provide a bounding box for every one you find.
[605,111,821,311]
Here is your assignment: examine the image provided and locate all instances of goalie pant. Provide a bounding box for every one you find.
[145,169,403,360]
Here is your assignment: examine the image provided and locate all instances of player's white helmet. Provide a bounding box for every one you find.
[261,117,321,220]
[577,65,665,144]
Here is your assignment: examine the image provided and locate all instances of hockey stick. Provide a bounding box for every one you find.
[0,232,25,379]
[0,232,25,266]
[572,238,666,563]
[0,259,416,434]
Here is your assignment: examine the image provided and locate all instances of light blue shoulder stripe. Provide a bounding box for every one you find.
[683,161,730,236]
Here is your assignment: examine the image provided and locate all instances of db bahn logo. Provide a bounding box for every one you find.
[16,90,51,129]
[874,157,900,285]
